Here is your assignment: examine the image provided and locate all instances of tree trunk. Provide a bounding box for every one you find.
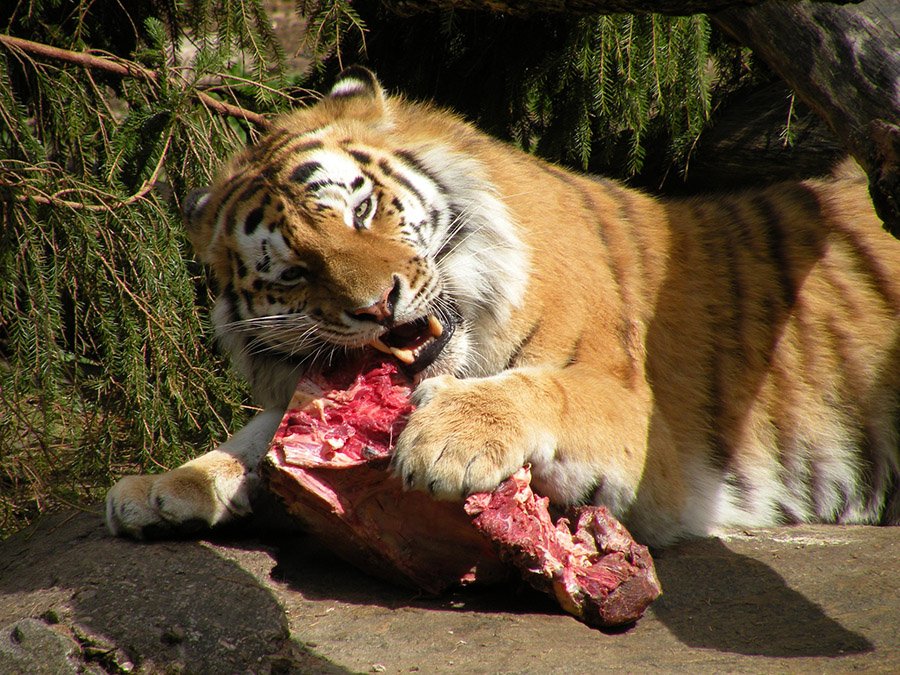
[712,0,899,236]
[382,0,838,16]
[678,82,844,194]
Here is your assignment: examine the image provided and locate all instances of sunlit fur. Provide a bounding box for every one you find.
[123,68,898,546]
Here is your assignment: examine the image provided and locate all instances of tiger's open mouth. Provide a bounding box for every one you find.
[369,312,456,374]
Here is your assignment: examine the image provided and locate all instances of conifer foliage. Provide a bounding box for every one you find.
[0,1,293,536]
[300,2,748,179]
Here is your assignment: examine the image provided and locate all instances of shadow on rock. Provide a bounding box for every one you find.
[0,511,350,674]
[650,537,873,657]
[266,531,564,618]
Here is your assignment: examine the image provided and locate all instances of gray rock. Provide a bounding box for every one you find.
[0,618,80,675]
[1,510,897,673]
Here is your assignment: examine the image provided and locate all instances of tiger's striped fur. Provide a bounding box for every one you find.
[107,67,899,546]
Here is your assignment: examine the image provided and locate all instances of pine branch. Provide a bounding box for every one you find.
[0,34,270,130]
[1,133,170,210]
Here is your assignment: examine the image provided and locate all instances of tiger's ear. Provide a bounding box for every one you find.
[182,186,216,261]
[324,66,388,121]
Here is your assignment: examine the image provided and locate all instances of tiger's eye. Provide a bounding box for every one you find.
[354,197,373,220]
[279,266,308,283]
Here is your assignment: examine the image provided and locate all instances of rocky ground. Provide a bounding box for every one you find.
[0,509,897,673]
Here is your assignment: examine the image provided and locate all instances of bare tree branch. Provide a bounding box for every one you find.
[0,34,271,130]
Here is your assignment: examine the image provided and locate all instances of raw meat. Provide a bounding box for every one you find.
[262,360,508,594]
[263,359,661,626]
[465,467,662,628]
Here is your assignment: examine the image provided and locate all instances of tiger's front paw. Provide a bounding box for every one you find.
[392,375,548,500]
[105,451,256,539]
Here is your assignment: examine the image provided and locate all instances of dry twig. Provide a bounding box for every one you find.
[0,33,271,129]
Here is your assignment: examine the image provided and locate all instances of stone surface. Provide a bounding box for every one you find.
[0,510,897,673]
[0,618,82,675]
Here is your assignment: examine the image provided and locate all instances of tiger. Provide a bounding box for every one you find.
[106,66,900,547]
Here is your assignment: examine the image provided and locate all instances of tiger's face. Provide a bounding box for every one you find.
[183,68,528,404]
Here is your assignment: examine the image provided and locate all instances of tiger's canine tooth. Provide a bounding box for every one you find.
[390,347,416,365]
[427,314,443,338]
[368,337,416,364]
[370,337,393,355]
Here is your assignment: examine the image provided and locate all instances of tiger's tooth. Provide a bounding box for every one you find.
[370,337,415,364]
[370,337,393,355]
[390,347,416,364]
[427,314,443,338]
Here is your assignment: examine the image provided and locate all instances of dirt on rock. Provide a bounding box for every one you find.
[0,510,897,673]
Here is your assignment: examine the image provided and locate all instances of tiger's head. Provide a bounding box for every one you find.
[184,67,528,406]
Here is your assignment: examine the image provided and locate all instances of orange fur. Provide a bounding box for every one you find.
[108,67,899,545]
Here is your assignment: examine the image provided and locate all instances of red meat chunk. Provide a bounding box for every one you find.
[263,360,507,594]
[263,359,661,626]
[465,467,662,627]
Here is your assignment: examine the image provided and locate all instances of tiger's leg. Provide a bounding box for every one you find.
[105,409,283,539]
[392,365,683,543]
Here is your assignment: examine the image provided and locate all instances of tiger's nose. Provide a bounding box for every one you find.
[350,276,401,325]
